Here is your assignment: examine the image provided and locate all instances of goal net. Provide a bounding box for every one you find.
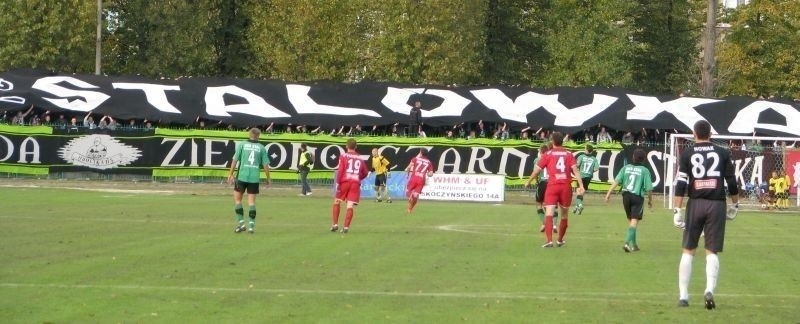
[665,134,800,211]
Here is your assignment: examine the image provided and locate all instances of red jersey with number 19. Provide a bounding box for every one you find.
[336,151,368,185]
[537,147,576,187]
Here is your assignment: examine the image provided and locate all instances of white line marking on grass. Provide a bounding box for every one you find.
[1,283,797,308]
[0,184,175,194]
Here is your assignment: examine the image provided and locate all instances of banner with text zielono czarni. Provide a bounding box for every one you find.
[2,69,800,136]
[0,125,788,193]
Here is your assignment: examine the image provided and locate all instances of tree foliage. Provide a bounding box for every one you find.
[717,0,800,98]
[0,0,796,98]
[0,0,96,73]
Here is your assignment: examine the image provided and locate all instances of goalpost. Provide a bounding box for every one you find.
[665,133,800,210]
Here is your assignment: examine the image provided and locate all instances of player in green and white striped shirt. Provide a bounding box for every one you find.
[604,148,653,252]
[573,144,599,214]
[227,127,271,234]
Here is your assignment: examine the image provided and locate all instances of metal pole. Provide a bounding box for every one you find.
[95,0,102,75]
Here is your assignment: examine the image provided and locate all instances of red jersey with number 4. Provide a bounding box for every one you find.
[336,150,368,184]
[408,156,434,184]
[536,147,576,186]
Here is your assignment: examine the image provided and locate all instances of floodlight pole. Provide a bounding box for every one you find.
[95,0,102,75]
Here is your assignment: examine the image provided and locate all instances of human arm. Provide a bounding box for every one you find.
[604,180,618,202]
[572,164,585,196]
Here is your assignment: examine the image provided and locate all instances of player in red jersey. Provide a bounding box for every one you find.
[405,148,435,213]
[526,132,585,247]
[331,138,369,233]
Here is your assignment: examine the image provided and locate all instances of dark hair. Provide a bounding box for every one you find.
[300,143,307,150]
[585,143,594,154]
[693,120,711,140]
[550,132,564,146]
[538,145,549,155]
[346,138,357,150]
[632,148,646,164]
[419,148,428,157]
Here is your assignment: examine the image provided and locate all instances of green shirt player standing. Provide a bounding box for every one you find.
[573,144,600,214]
[227,127,271,234]
[604,148,653,252]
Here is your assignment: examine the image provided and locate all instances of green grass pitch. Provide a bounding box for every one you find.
[0,183,798,323]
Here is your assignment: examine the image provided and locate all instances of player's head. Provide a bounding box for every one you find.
[346,138,357,150]
[538,144,549,157]
[693,120,712,141]
[300,143,307,151]
[772,170,779,178]
[550,132,564,146]
[418,148,428,157]
[585,143,594,155]
[248,127,261,141]
[371,148,379,156]
[632,148,646,165]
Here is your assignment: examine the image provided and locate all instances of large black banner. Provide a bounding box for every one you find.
[2,69,800,136]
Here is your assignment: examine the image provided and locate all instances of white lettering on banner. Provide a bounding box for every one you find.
[437,147,462,174]
[18,137,41,163]
[0,79,23,104]
[749,156,764,186]
[205,85,290,119]
[112,83,182,114]
[381,87,471,117]
[189,139,199,167]
[646,151,663,188]
[466,147,492,174]
[626,95,721,133]
[472,89,618,126]
[161,138,186,167]
[595,150,620,182]
[0,135,14,161]
[205,139,230,168]
[318,145,344,169]
[728,101,800,136]
[420,174,505,202]
[498,147,530,178]
[264,143,286,168]
[32,76,110,112]
[287,84,381,117]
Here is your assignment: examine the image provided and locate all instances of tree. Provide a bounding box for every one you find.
[537,0,637,88]
[0,0,96,73]
[482,0,547,85]
[717,0,800,99]
[104,0,218,77]
[630,0,700,95]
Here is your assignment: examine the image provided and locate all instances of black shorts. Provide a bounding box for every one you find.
[682,199,726,253]
[374,173,387,187]
[580,177,592,191]
[535,181,547,204]
[777,191,789,199]
[234,180,260,194]
[622,192,644,220]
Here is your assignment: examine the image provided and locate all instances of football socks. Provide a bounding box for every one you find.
[557,218,568,242]
[332,203,341,225]
[679,253,693,301]
[344,208,354,228]
[234,203,244,224]
[706,254,719,296]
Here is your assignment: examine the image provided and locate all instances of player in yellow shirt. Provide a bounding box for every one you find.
[369,148,392,203]
[775,170,790,208]
[768,171,781,209]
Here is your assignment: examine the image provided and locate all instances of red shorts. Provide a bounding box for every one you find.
[406,179,425,197]
[543,184,572,207]
[335,181,361,203]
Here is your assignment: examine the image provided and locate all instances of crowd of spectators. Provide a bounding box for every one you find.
[2,104,796,148]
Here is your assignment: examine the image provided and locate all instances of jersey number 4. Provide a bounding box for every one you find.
[690,152,720,178]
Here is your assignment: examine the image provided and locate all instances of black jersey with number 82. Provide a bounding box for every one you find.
[675,142,738,200]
